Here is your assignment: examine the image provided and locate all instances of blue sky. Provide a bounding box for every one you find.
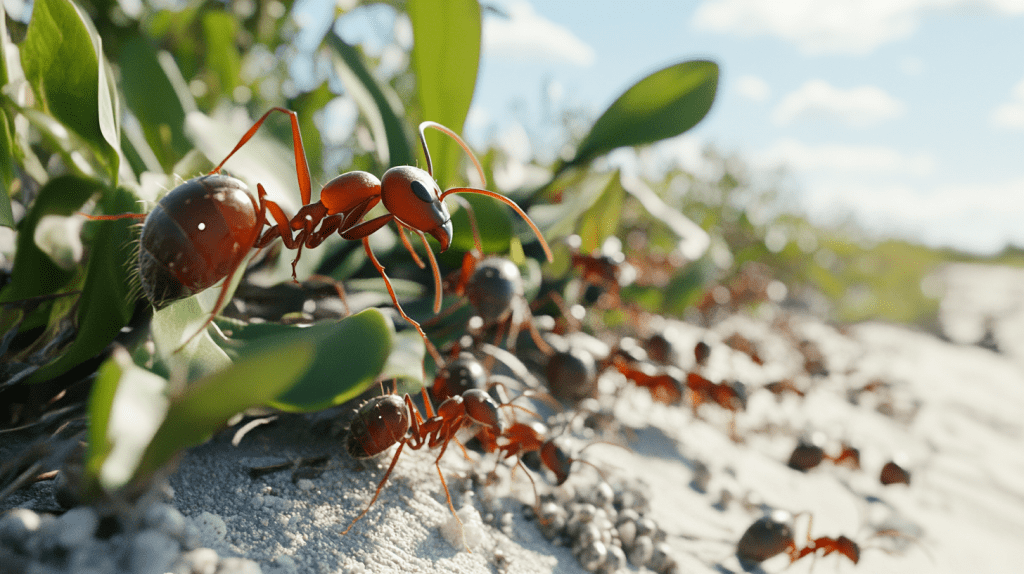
[465,0,1024,254]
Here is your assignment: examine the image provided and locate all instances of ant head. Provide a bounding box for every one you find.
[347,394,410,459]
[539,439,573,485]
[432,352,487,403]
[380,166,453,251]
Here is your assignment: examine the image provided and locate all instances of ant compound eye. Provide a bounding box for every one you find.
[410,179,435,203]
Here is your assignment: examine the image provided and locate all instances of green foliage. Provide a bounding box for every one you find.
[2,0,727,499]
[559,60,718,174]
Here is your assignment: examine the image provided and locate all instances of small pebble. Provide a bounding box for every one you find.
[177,547,219,574]
[56,506,99,549]
[129,530,181,574]
[628,535,653,567]
[578,540,608,572]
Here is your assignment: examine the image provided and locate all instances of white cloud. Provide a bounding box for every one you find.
[483,1,596,66]
[991,78,1024,130]
[801,176,1024,253]
[693,0,1024,55]
[755,139,934,175]
[735,74,771,102]
[772,80,904,128]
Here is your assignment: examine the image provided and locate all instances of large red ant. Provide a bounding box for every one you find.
[89,108,553,360]
[341,385,506,547]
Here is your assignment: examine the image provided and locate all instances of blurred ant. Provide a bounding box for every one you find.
[685,372,747,440]
[723,332,764,365]
[763,379,805,400]
[87,108,553,359]
[601,341,684,405]
[341,383,508,548]
[737,511,924,568]
[880,461,911,485]
[787,438,860,472]
[565,234,634,308]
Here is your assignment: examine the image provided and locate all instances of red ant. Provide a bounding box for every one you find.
[787,439,860,472]
[607,355,684,405]
[737,512,919,568]
[88,108,553,360]
[565,234,634,308]
[341,384,506,548]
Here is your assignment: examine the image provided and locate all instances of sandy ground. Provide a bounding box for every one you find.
[166,294,1024,574]
[4,263,1023,574]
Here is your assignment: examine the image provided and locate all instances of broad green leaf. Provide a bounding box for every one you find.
[27,187,140,384]
[327,34,412,168]
[119,35,190,172]
[409,0,481,186]
[20,0,119,180]
[562,60,718,171]
[261,309,394,411]
[202,11,241,98]
[0,176,102,303]
[131,339,316,486]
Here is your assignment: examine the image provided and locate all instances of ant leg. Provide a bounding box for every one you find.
[396,226,426,269]
[211,107,314,205]
[430,432,470,552]
[416,230,444,313]
[340,440,408,536]
[360,238,444,367]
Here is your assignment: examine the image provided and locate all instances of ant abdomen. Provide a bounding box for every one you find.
[465,257,523,324]
[736,513,795,563]
[138,174,258,308]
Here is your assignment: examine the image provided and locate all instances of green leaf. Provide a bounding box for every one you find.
[131,339,316,486]
[0,2,14,228]
[27,187,140,384]
[528,170,615,244]
[86,347,170,493]
[447,192,513,254]
[327,34,413,168]
[119,35,190,172]
[577,175,626,254]
[562,60,718,171]
[0,176,103,304]
[202,11,241,97]
[409,0,481,186]
[20,0,120,180]
[261,309,394,412]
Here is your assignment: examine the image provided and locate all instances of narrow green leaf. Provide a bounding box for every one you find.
[409,0,481,186]
[84,347,130,495]
[327,34,413,168]
[132,339,315,485]
[27,187,140,384]
[0,2,14,228]
[0,176,102,303]
[20,0,119,179]
[527,171,615,244]
[202,11,241,97]
[119,35,190,171]
[563,60,718,170]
